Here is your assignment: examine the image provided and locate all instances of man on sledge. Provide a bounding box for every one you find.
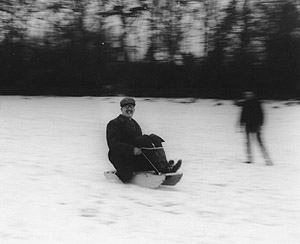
[106,97,182,183]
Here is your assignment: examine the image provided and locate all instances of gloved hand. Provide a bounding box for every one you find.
[133,147,142,156]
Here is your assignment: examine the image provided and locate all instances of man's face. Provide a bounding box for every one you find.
[121,104,135,118]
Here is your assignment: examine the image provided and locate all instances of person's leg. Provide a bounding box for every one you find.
[149,134,182,173]
[131,154,154,172]
[151,147,170,173]
[256,131,273,165]
[133,134,166,172]
[149,134,165,147]
[134,135,154,148]
[133,135,157,171]
[134,134,182,173]
[108,151,134,183]
[245,131,252,163]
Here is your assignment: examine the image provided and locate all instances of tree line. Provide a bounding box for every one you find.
[0,0,299,98]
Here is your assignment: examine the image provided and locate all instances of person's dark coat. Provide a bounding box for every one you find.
[106,114,142,159]
[106,114,170,182]
[240,98,264,132]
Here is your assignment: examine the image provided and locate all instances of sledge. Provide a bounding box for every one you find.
[104,170,183,189]
[163,172,183,186]
[105,147,183,188]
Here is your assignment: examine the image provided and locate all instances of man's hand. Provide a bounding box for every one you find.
[133,147,142,156]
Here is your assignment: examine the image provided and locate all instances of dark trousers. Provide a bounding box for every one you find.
[134,134,170,173]
[245,128,272,164]
[108,150,153,183]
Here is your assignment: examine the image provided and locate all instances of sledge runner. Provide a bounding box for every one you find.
[104,169,183,189]
[106,97,182,183]
[238,91,273,165]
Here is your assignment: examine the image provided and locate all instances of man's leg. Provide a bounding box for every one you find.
[133,134,168,172]
[134,134,182,173]
[108,151,134,183]
[131,154,154,172]
[149,134,165,147]
[256,131,273,165]
[245,131,252,163]
[148,134,171,172]
[149,134,182,173]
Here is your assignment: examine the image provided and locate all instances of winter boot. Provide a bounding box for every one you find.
[168,160,182,173]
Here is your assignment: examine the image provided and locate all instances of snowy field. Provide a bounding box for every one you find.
[0,96,300,244]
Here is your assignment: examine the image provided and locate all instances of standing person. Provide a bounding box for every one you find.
[106,97,182,183]
[239,91,273,165]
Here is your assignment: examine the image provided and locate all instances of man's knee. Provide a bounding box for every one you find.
[108,151,134,183]
[149,134,165,147]
[134,135,153,147]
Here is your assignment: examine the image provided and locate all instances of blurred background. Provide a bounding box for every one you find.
[0,0,299,98]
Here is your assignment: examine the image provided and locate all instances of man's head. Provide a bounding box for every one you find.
[120,97,136,118]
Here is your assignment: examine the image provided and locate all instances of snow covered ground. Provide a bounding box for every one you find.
[0,96,299,244]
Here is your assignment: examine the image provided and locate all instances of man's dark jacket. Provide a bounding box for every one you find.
[240,98,264,131]
[106,115,142,159]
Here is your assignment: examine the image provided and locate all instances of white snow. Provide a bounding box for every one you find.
[0,96,299,244]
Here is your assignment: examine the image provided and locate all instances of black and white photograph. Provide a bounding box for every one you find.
[0,0,300,243]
